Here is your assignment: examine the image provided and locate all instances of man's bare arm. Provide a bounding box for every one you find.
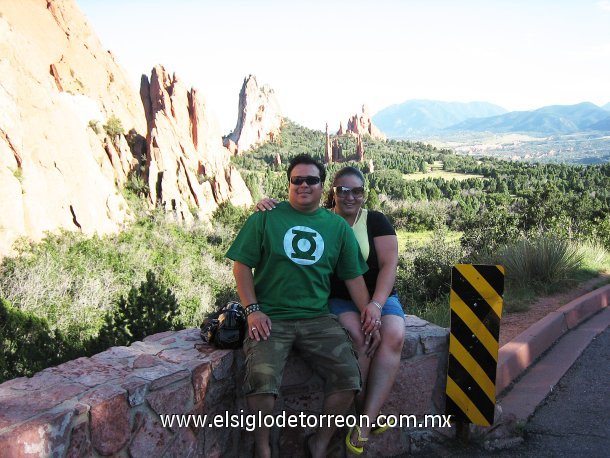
[233,261,271,340]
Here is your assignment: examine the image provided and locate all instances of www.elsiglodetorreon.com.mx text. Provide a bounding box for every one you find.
[160,410,453,431]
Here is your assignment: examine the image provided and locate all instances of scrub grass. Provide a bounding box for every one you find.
[396,232,610,325]
[474,235,610,313]
[0,207,240,343]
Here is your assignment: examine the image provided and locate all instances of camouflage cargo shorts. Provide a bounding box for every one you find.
[242,315,361,396]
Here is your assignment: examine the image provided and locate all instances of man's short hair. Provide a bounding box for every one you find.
[286,154,326,183]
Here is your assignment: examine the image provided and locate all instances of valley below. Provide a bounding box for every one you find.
[419,131,610,164]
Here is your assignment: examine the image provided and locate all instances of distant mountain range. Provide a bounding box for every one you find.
[373,100,610,138]
[372,100,507,137]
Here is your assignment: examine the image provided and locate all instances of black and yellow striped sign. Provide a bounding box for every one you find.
[446,264,505,426]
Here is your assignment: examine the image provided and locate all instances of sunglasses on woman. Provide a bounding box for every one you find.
[290,176,321,186]
[333,186,365,198]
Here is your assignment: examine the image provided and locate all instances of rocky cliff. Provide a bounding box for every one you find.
[223,75,283,154]
[0,0,146,256]
[141,66,251,223]
[0,0,252,256]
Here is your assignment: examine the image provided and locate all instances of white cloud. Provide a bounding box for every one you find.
[597,1,610,12]
[580,42,610,59]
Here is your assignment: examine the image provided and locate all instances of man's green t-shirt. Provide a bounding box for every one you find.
[225,202,368,320]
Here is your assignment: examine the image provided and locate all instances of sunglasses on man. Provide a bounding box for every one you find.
[290,176,321,186]
[333,186,365,198]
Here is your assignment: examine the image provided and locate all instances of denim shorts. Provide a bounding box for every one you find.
[328,293,405,318]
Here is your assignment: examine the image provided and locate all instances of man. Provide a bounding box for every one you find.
[226,154,381,458]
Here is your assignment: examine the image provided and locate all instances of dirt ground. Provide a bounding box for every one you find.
[498,274,610,347]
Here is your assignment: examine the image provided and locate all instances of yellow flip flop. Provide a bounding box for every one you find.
[372,411,391,435]
[345,425,368,455]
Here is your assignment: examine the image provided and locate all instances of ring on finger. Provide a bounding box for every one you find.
[251,327,257,332]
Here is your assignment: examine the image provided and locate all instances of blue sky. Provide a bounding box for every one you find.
[78,0,610,132]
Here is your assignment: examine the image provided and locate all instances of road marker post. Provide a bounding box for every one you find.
[446,264,505,438]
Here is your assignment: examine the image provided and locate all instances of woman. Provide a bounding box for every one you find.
[256,166,405,455]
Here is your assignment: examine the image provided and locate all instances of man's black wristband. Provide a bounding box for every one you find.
[245,303,260,316]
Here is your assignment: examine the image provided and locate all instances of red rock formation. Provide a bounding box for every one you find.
[0,0,145,256]
[324,123,332,164]
[344,105,386,141]
[0,0,252,256]
[224,75,283,154]
[336,121,345,136]
[356,133,365,162]
[141,65,252,222]
[331,139,343,162]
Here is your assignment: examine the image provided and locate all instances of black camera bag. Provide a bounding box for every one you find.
[200,301,246,349]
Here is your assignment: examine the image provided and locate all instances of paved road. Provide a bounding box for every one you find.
[503,325,610,457]
[419,325,610,457]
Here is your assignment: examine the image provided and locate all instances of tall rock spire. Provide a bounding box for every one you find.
[324,123,332,163]
[223,75,283,155]
[332,139,343,162]
[356,133,365,162]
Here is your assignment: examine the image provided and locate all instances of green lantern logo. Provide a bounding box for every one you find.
[283,226,324,265]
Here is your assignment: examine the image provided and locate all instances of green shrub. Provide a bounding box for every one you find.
[586,215,610,248]
[125,170,149,197]
[88,119,102,133]
[92,271,181,351]
[383,199,450,231]
[396,229,468,306]
[12,168,23,183]
[103,115,125,138]
[458,203,520,253]
[212,202,251,233]
[0,232,121,341]
[243,172,263,203]
[406,295,450,328]
[0,298,73,382]
[366,189,381,211]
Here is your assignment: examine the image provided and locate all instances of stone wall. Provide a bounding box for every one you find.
[0,316,449,457]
